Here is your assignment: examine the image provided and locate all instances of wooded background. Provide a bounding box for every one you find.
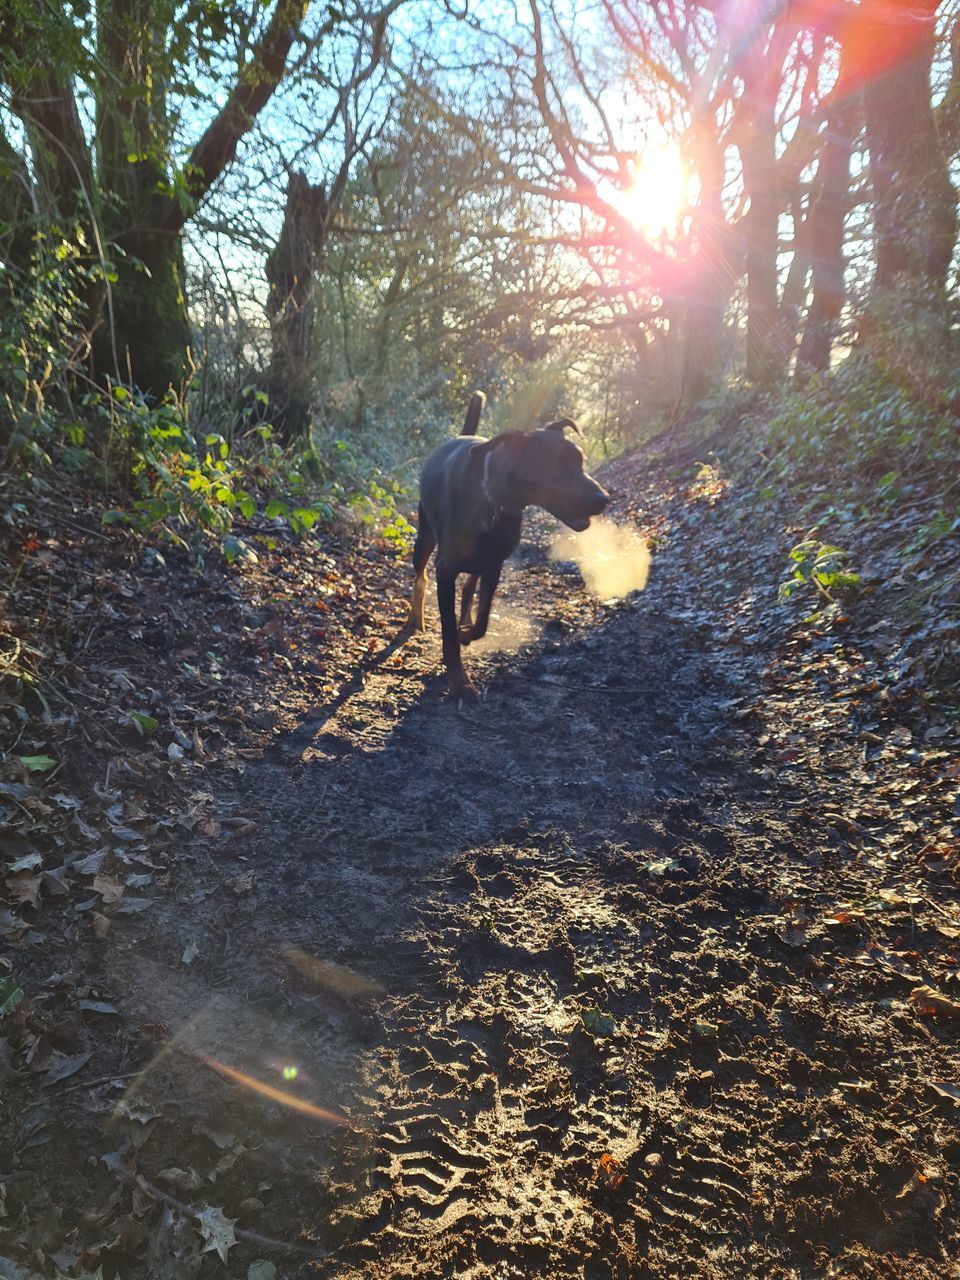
[2,0,959,478]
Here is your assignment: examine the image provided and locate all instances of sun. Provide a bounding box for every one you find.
[605,143,687,240]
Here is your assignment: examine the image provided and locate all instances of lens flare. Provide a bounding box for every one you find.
[195,1052,351,1126]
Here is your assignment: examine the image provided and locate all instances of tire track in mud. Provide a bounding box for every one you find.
[215,541,778,1278]
[133,513,958,1279]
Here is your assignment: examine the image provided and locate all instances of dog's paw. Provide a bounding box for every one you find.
[458,625,474,646]
[447,670,477,701]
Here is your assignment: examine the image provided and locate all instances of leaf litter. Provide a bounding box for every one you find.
[1,430,959,1278]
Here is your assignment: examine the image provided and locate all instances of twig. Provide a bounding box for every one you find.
[132,1174,326,1259]
[61,1070,142,1095]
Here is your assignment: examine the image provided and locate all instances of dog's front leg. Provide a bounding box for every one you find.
[468,562,503,643]
[437,565,475,697]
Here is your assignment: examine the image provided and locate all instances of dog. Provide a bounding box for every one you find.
[408,391,610,696]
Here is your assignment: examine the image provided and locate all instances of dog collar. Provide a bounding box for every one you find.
[481,452,497,509]
[480,450,523,524]
[479,454,502,529]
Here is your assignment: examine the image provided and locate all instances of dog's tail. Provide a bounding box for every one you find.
[461,391,486,436]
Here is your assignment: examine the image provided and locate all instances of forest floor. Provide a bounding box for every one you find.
[2,423,960,1280]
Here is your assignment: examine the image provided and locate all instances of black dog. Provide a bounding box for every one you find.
[409,391,609,696]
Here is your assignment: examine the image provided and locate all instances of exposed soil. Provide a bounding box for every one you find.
[2,437,960,1279]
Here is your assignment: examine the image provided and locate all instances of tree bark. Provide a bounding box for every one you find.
[737,23,791,387]
[264,171,330,440]
[796,90,857,376]
[936,13,960,162]
[861,0,956,297]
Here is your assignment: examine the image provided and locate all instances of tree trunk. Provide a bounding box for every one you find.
[862,0,956,297]
[796,91,857,376]
[264,171,329,441]
[737,22,792,386]
[936,13,960,162]
[681,136,735,403]
[372,255,410,390]
[777,193,811,360]
[93,229,193,393]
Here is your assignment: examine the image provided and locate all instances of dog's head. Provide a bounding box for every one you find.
[484,418,609,531]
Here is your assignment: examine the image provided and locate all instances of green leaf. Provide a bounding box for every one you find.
[222,534,258,566]
[0,975,23,1018]
[581,1006,616,1037]
[18,754,56,772]
[130,711,158,736]
[291,507,318,531]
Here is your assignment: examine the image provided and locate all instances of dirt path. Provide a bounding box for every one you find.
[3,453,959,1280]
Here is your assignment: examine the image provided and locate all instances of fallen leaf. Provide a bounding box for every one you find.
[0,976,23,1018]
[196,1206,236,1263]
[581,1007,616,1037]
[5,872,41,908]
[247,1261,276,1280]
[91,913,111,939]
[646,857,680,877]
[18,755,56,772]
[43,1050,93,1087]
[8,853,42,872]
[910,985,960,1018]
[157,1167,204,1193]
[78,1000,119,1016]
[92,874,124,904]
[598,1152,625,1191]
[928,1081,960,1103]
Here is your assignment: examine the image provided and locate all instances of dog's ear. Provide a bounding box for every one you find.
[543,417,581,437]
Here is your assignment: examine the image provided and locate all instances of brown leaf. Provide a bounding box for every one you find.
[5,871,41,908]
[92,874,124,904]
[910,985,960,1018]
[598,1152,625,1191]
[91,912,111,939]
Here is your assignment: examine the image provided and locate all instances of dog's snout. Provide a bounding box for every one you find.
[589,484,610,516]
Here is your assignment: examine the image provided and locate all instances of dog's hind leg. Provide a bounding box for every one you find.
[458,575,478,644]
[408,504,436,630]
[467,564,503,643]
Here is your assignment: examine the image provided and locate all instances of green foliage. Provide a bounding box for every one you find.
[762,361,955,489]
[89,386,340,554]
[0,227,93,467]
[779,540,860,605]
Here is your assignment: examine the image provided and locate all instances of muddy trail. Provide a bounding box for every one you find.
[3,445,960,1280]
